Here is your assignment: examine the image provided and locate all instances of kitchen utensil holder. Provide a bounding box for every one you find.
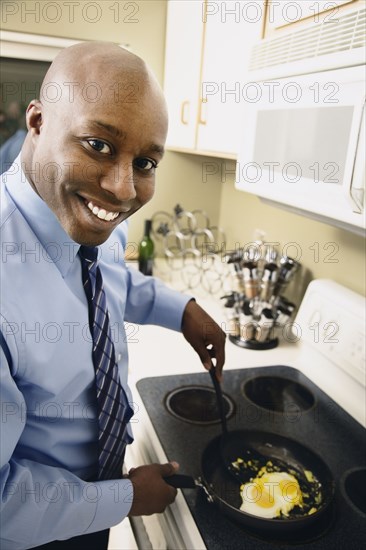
[223,249,300,350]
[223,294,294,351]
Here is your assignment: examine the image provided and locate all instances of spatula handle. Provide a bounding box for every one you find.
[210,366,228,434]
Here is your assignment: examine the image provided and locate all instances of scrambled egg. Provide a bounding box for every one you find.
[239,471,303,519]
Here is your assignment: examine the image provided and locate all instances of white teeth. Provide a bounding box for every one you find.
[86,201,119,222]
[97,209,107,219]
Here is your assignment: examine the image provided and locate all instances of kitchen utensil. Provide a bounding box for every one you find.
[255,308,276,343]
[272,256,300,300]
[225,249,245,265]
[208,366,247,482]
[165,431,335,534]
[205,432,334,532]
[209,366,228,435]
[260,258,278,302]
[243,260,259,299]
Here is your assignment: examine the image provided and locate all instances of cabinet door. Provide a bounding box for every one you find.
[263,0,360,38]
[163,0,204,149]
[197,1,263,155]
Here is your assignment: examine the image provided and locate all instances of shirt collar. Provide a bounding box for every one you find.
[4,155,80,278]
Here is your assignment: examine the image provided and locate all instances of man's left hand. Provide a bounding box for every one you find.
[181,300,226,381]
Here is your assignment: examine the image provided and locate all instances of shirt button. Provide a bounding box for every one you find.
[117,353,122,361]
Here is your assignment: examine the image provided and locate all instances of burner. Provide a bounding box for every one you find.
[342,467,366,515]
[243,376,315,413]
[165,385,235,424]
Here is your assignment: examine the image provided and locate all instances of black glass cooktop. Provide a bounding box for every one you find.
[136,366,366,550]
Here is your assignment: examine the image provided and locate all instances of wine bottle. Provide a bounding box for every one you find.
[138,219,154,275]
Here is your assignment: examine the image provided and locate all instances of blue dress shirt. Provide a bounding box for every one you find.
[0,158,191,549]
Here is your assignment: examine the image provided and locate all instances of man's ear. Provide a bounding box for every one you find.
[26,100,43,134]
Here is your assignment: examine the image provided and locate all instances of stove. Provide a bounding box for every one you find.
[127,280,365,550]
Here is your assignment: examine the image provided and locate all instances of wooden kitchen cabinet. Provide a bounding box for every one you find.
[163,0,363,157]
[196,4,262,155]
[163,0,263,158]
[163,0,203,150]
[262,0,361,39]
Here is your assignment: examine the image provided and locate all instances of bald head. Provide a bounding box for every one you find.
[39,41,165,114]
[44,41,144,77]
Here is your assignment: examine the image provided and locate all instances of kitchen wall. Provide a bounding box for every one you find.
[1,0,224,248]
[2,0,365,296]
[1,0,168,78]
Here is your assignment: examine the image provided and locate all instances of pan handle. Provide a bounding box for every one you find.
[164,474,215,503]
[163,474,198,489]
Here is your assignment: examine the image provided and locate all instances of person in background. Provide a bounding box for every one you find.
[0,102,27,173]
[0,110,10,146]
[0,42,226,550]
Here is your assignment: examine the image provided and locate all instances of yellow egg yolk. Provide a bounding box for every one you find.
[240,471,303,519]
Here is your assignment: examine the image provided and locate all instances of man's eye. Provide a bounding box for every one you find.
[86,139,112,155]
[134,158,157,171]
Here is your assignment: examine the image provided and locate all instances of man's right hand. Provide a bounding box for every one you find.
[127,462,179,516]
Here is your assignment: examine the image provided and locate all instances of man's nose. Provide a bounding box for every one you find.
[100,161,137,201]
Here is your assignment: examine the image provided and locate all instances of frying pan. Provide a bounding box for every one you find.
[166,430,335,534]
[208,367,320,487]
[165,369,334,532]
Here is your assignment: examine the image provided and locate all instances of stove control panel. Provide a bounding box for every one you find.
[294,279,365,386]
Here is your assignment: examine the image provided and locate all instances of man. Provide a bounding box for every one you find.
[0,42,226,549]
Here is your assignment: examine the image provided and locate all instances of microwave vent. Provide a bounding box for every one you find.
[250,7,365,70]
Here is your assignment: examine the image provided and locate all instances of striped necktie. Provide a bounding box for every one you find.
[79,245,133,480]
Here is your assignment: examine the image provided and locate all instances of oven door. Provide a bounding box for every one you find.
[235,65,365,236]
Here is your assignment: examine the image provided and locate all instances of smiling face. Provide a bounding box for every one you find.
[22,43,168,246]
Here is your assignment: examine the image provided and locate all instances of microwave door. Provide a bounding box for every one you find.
[238,104,358,212]
[236,66,366,234]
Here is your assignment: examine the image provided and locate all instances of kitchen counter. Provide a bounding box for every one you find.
[127,298,300,380]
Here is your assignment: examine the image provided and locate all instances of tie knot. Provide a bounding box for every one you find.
[79,245,98,263]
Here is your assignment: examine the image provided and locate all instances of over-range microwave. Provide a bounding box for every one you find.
[235,5,366,236]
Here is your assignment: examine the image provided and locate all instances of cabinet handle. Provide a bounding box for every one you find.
[180,101,190,125]
[198,98,207,125]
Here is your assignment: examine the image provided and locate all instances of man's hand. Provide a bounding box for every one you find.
[127,462,179,516]
[181,300,226,380]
